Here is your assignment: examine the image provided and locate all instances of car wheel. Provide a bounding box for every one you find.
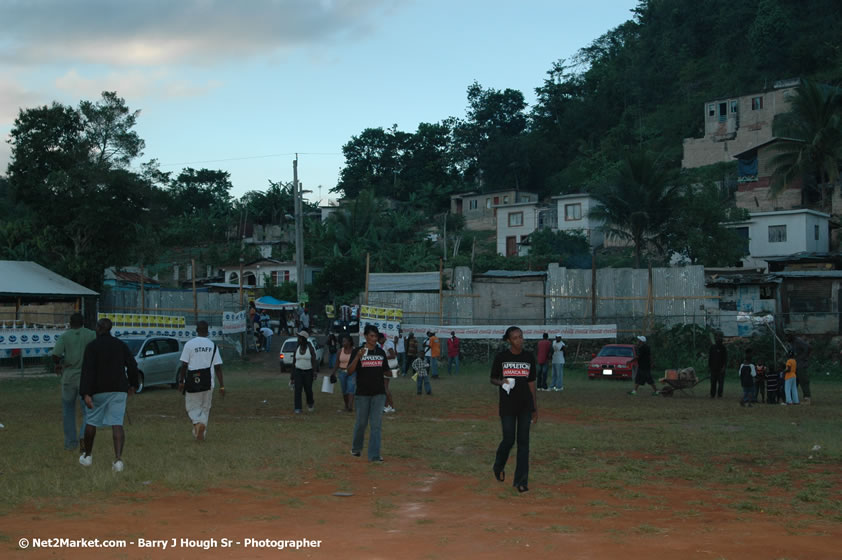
[136,371,145,393]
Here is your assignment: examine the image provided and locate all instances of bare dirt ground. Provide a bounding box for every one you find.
[5,345,841,559]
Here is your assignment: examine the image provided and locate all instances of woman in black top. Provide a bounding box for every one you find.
[490,326,537,492]
[347,324,389,462]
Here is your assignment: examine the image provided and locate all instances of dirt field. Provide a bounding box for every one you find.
[4,350,841,559]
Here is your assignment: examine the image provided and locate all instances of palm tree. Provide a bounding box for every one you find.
[769,80,842,209]
[589,151,681,268]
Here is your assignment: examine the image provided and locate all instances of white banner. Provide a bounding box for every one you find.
[399,324,617,340]
[222,310,247,334]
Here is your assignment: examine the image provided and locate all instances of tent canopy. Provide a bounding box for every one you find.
[255,296,298,310]
[0,261,98,297]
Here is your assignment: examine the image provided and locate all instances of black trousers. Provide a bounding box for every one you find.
[494,410,532,488]
[709,370,724,398]
[293,368,315,411]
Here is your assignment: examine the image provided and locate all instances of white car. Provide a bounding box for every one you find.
[121,336,184,392]
[278,337,324,372]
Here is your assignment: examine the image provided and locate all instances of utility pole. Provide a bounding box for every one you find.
[294,155,304,305]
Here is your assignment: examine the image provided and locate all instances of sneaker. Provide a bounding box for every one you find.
[294,409,302,414]
[112,460,124,473]
[350,450,361,457]
[371,457,385,463]
[196,423,206,441]
[803,398,811,405]
[79,454,92,467]
[308,406,315,412]
[627,390,637,395]
[383,406,395,413]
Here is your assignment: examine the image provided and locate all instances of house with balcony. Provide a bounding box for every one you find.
[724,209,830,270]
[451,190,538,231]
[682,79,798,169]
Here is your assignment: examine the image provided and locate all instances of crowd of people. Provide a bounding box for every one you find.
[50,308,819,493]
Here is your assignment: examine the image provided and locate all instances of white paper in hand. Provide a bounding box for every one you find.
[502,377,515,394]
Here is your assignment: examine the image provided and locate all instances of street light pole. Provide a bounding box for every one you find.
[294,155,304,305]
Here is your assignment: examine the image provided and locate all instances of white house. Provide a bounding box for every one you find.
[552,194,604,249]
[451,190,539,231]
[725,209,830,269]
[496,202,544,256]
[220,259,321,288]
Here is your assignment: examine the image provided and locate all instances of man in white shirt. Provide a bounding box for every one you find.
[259,325,274,353]
[178,321,224,441]
[551,335,566,391]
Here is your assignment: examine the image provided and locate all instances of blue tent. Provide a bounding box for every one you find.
[255,296,298,310]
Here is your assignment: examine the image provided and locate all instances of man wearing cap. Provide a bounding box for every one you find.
[550,335,566,391]
[628,335,658,396]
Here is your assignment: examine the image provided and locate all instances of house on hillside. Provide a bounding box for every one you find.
[104,267,161,291]
[682,79,799,169]
[552,194,604,249]
[450,190,538,231]
[724,209,830,270]
[220,258,321,289]
[733,138,806,212]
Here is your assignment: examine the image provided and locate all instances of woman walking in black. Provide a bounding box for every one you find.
[490,326,537,493]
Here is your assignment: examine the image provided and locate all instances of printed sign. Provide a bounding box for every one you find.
[399,324,617,340]
[222,310,247,334]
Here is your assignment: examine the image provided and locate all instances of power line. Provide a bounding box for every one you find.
[158,152,341,167]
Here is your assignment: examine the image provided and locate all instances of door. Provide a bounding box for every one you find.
[506,236,517,256]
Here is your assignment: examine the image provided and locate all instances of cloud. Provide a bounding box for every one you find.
[0,77,41,126]
[53,68,223,101]
[0,0,403,66]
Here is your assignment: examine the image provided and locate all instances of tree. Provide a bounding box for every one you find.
[769,80,842,209]
[165,168,236,244]
[589,151,682,268]
[5,92,156,289]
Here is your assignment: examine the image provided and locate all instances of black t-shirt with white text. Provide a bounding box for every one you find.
[351,346,387,397]
[490,349,536,416]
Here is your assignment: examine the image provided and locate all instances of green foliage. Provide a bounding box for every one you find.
[262,274,297,302]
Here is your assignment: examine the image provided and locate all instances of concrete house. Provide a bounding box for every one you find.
[682,79,798,169]
[220,259,321,288]
[725,209,830,269]
[552,194,604,249]
[451,190,538,231]
[496,202,545,256]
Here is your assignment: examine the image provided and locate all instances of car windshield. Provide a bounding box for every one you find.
[123,339,143,355]
[281,340,298,352]
[597,346,633,358]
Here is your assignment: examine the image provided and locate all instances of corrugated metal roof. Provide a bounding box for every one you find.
[476,270,547,278]
[774,271,842,278]
[369,272,440,292]
[0,261,98,297]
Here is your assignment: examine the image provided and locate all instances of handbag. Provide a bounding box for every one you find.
[185,345,216,393]
[321,375,335,394]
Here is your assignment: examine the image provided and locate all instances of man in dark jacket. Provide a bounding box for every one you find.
[708,333,727,398]
[78,318,139,472]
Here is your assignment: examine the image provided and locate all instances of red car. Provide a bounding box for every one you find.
[587,344,638,380]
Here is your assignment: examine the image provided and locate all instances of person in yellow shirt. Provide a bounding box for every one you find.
[783,351,799,405]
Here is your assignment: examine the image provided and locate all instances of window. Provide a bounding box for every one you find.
[564,203,582,221]
[469,199,478,210]
[508,212,523,227]
[730,100,738,113]
[768,225,786,243]
[271,270,290,284]
[751,96,763,110]
[708,104,715,117]
[486,198,491,209]
[503,195,509,204]
[815,225,819,241]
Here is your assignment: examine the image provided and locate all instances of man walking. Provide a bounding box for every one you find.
[446,331,461,375]
[178,321,225,441]
[395,329,407,376]
[52,312,96,453]
[78,318,139,471]
[628,335,658,396]
[536,333,552,391]
[550,335,566,391]
[708,332,727,399]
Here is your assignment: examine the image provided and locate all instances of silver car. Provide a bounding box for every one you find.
[122,336,184,392]
[278,337,324,372]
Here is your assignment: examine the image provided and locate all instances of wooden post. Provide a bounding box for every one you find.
[439,257,444,326]
[364,253,370,305]
[192,258,198,325]
[646,263,654,334]
[140,265,146,314]
[591,252,597,324]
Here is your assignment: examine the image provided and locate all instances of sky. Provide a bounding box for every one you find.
[0,0,639,203]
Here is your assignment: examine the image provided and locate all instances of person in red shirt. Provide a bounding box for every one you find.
[535,332,552,391]
[446,331,461,375]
